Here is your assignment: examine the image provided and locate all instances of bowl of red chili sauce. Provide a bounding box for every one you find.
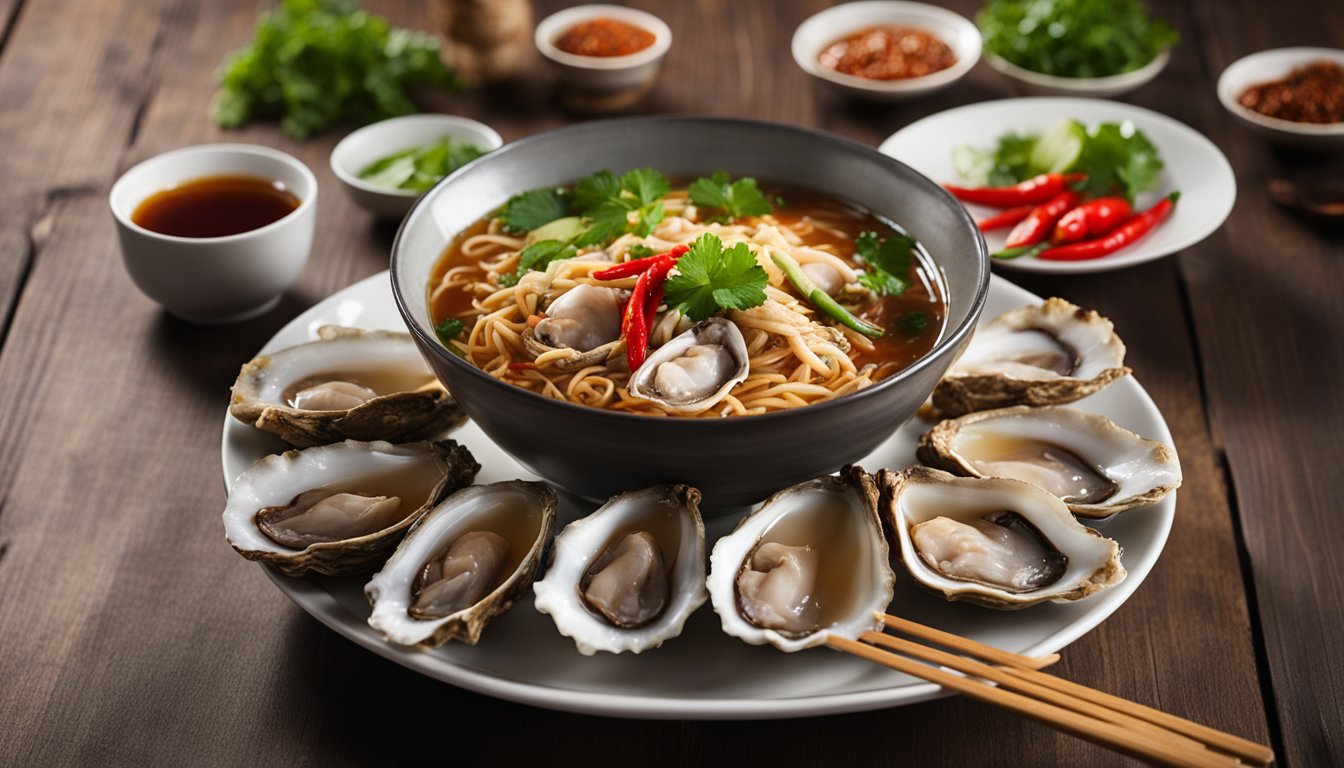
[792,1,980,100]
[535,5,672,113]
[1217,48,1344,151]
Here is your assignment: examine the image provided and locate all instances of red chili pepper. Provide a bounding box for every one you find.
[977,205,1035,232]
[1003,191,1080,249]
[507,362,536,371]
[945,173,1087,208]
[592,243,690,280]
[623,257,678,371]
[1038,193,1179,262]
[1051,197,1132,245]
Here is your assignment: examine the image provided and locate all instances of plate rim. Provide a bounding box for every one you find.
[877,96,1236,274]
[220,269,1176,719]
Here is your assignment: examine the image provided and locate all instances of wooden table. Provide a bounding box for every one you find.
[1,0,1338,764]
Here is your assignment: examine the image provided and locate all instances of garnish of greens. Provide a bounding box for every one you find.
[854,231,914,296]
[978,0,1178,78]
[663,234,769,322]
[954,119,1163,202]
[434,317,465,357]
[496,170,774,286]
[358,137,485,191]
[213,0,461,139]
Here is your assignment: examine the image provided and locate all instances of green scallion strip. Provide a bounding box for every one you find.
[771,252,884,339]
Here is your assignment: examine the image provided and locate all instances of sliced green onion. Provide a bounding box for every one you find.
[771,252,884,339]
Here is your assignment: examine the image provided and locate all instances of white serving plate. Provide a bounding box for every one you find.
[879,97,1236,274]
[220,270,1177,719]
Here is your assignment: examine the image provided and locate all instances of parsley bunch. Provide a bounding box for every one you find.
[213,0,461,139]
[979,0,1178,78]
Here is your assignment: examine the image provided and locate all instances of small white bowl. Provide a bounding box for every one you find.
[330,114,503,219]
[985,49,1170,98]
[791,1,980,101]
[535,4,672,112]
[1217,47,1344,151]
[109,144,317,324]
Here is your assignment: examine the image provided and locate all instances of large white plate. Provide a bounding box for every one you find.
[221,270,1177,719]
[878,97,1236,274]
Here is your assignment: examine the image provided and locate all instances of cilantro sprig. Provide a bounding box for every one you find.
[498,240,578,287]
[663,234,768,322]
[689,172,772,221]
[855,231,915,296]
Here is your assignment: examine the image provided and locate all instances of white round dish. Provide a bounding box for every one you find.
[1216,47,1344,151]
[534,4,672,112]
[330,115,503,219]
[220,270,1177,719]
[985,50,1169,98]
[879,97,1236,274]
[791,1,980,100]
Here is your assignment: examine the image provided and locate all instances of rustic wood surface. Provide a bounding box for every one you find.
[0,0,1337,765]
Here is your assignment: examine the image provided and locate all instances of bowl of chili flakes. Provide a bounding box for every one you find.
[792,1,980,100]
[535,4,672,113]
[1217,47,1344,151]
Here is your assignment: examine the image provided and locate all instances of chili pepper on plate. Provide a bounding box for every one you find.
[1039,193,1179,262]
[945,173,1086,207]
[1051,197,1132,244]
[977,205,1035,232]
[1004,190,1080,249]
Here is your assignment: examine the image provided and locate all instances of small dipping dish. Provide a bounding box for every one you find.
[330,114,503,219]
[535,4,672,113]
[110,143,317,324]
[1217,47,1344,151]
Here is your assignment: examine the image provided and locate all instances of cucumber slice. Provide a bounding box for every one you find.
[1029,119,1086,175]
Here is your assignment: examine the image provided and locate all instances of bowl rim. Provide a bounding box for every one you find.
[983,48,1170,90]
[534,4,672,71]
[329,114,505,200]
[390,116,990,429]
[108,142,318,245]
[790,1,981,93]
[1215,47,1344,137]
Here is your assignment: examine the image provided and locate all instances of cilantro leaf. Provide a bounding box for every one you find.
[952,132,1036,187]
[628,244,656,258]
[663,234,768,322]
[635,202,664,237]
[435,317,464,343]
[501,189,570,233]
[689,172,773,220]
[575,200,633,246]
[574,171,622,212]
[498,240,576,286]
[855,231,915,296]
[1069,121,1163,201]
[622,168,670,206]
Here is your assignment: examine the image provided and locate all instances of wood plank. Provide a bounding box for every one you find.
[1184,1,1344,765]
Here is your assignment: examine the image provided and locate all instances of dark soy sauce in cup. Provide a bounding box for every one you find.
[132,175,300,238]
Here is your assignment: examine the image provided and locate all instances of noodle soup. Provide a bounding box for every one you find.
[427,175,946,417]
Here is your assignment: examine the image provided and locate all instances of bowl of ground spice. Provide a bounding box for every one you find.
[535,5,671,113]
[792,1,980,100]
[1218,48,1344,151]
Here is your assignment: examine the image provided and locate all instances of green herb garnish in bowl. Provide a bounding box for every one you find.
[358,137,486,191]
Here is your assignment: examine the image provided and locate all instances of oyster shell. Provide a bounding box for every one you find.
[879,467,1125,609]
[917,406,1182,518]
[230,326,466,447]
[522,284,627,371]
[223,440,479,576]
[533,485,707,655]
[628,317,750,414]
[929,299,1129,419]
[365,480,558,647]
[707,466,894,652]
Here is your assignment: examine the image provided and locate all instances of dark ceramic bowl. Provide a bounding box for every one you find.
[391,117,989,514]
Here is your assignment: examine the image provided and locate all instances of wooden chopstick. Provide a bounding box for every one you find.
[823,614,1274,768]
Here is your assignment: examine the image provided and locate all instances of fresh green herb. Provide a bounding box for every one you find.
[1069,122,1163,202]
[978,0,1178,79]
[663,234,769,322]
[774,196,787,207]
[855,231,915,296]
[501,189,570,233]
[498,240,577,287]
[689,172,773,221]
[899,311,929,335]
[358,137,485,191]
[953,132,1038,188]
[212,0,461,139]
[434,317,465,356]
[572,169,670,245]
[627,244,656,258]
[772,251,884,339]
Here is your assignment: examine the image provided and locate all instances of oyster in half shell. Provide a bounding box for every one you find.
[917,406,1182,518]
[365,481,557,647]
[230,326,465,447]
[707,466,894,652]
[223,440,479,576]
[522,284,627,372]
[628,317,750,414]
[533,485,707,655]
[879,467,1125,609]
[929,299,1129,419]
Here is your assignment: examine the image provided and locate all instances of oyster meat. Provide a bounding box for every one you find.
[879,467,1125,609]
[918,406,1182,518]
[628,317,750,414]
[533,485,707,655]
[707,466,894,652]
[523,284,626,371]
[366,480,557,647]
[230,326,465,447]
[929,299,1129,419]
[223,440,479,576]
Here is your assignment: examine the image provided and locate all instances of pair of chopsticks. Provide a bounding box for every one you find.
[827,614,1275,768]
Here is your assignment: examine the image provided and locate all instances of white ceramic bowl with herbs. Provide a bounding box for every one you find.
[330,114,503,219]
